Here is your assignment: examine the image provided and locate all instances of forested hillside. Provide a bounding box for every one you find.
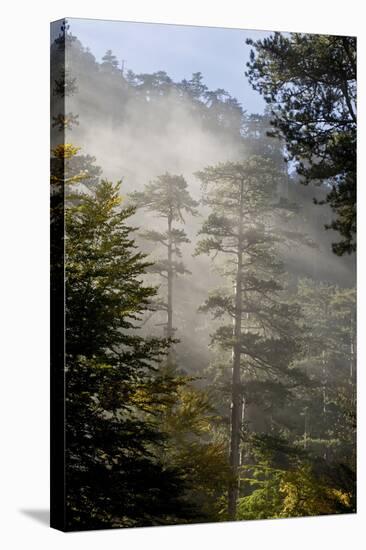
[51,20,356,530]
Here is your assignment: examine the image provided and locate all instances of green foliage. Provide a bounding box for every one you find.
[233,279,357,521]
[130,173,198,222]
[238,463,353,520]
[161,384,232,521]
[246,33,356,254]
[51,143,101,189]
[292,279,356,467]
[65,177,202,529]
[237,435,354,520]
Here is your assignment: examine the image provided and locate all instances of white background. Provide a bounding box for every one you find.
[1,1,365,548]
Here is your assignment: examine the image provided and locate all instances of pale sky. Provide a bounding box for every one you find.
[62,17,269,114]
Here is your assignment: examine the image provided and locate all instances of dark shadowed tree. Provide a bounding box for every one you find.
[64,176,201,529]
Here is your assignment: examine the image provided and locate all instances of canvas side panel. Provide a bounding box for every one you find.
[50,18,66,532]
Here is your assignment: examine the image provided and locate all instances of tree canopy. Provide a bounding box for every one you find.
[246,33,356,255]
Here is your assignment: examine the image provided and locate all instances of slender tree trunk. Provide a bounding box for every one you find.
[322,350,327,415]
[350,309,356,405]
[167,214,174,362]
[228,180,244,520]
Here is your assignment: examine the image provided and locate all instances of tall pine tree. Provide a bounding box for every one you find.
[130,173,198,354]
[195,157,306,519]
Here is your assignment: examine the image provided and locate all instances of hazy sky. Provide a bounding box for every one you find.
[65,17,268,114]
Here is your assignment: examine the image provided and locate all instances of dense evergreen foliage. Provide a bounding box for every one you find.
[65,175,195,529]
[246,33,356,255]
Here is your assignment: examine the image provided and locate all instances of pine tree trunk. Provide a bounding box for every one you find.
[228,180,244,520]
[167,214,174,357]
[350,309,356,405]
